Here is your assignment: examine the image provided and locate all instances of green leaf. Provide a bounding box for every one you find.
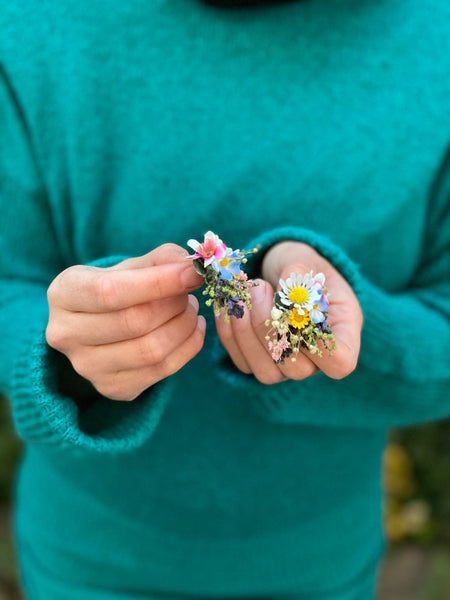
[193,258,207,277]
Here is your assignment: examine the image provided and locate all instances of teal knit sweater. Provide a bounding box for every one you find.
[1,0,449,598]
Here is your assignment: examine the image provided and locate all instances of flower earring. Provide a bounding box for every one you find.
[187,231,259,322]
[265,271,336,363]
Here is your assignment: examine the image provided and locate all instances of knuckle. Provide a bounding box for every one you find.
[45,322,66,349]
[95,274,119,311]
[151,272,164,300]
[137,334,165,366]
[46,281,58,305]
[70,352,94,380]
[121,305,150,338]
[48,266,80,302]
[47,271,68,305]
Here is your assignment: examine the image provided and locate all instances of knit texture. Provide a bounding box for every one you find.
[1,0,449,598]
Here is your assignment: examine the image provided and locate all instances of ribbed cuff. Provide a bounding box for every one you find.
[10,317,173,452]
[10,255,173,452]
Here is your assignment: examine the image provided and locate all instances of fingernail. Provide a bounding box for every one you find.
[252,279,267,304]
[181,264,202,289]
[188,294,199,312]
[197,315,206,334]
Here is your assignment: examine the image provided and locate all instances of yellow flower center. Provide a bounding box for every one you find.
[289,308,310,329]
[288,286,309,305]
[220,257,229,266]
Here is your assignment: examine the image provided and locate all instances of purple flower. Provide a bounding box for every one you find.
[227,298,245,319]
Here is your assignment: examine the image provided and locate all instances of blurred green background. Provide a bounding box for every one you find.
[1,398,450,600]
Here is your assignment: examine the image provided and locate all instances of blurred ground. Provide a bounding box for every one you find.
[378,546,450,600]
[0,508,20,600]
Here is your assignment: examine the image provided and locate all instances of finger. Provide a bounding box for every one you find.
[156,315,206,379]
[52,294,190,347]
[278,352,320,380]
[299,299,361,379]
[52,260,203,312]
[72,295,200,374]
[276,261,318,293]
[262,243,320,290]
[231,280,285,385]
[109,243,190,270]
[90,316,207,401]
[215,311,252,374]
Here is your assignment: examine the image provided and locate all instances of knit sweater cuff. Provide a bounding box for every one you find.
[10,255,173,453]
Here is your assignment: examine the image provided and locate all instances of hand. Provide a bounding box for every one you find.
[215,241,363,384]
[46,244,205,401]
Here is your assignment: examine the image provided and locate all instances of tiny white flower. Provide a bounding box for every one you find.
[271,307,284,320]
[278,321,289,334]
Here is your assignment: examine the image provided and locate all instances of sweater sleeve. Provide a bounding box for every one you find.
[0,66,173,452]
[214,154,450,430]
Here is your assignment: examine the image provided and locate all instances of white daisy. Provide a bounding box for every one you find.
[278,272,321,313]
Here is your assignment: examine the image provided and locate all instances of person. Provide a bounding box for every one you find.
[0,0,449,599]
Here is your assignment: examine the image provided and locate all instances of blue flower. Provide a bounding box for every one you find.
[211,248,242,281]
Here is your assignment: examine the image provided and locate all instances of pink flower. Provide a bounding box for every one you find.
[278,334,289,351]
[187,231,227,267]
[269,343,283,362]
[268,334,289,362]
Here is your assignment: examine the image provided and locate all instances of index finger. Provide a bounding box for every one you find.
[109,243,191,271]
[55,261,203,312]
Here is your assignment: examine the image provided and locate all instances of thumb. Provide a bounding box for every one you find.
[262,241,320,291]
[110,243,191,270]
[277,262,316,292]
[109,243,204,294]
